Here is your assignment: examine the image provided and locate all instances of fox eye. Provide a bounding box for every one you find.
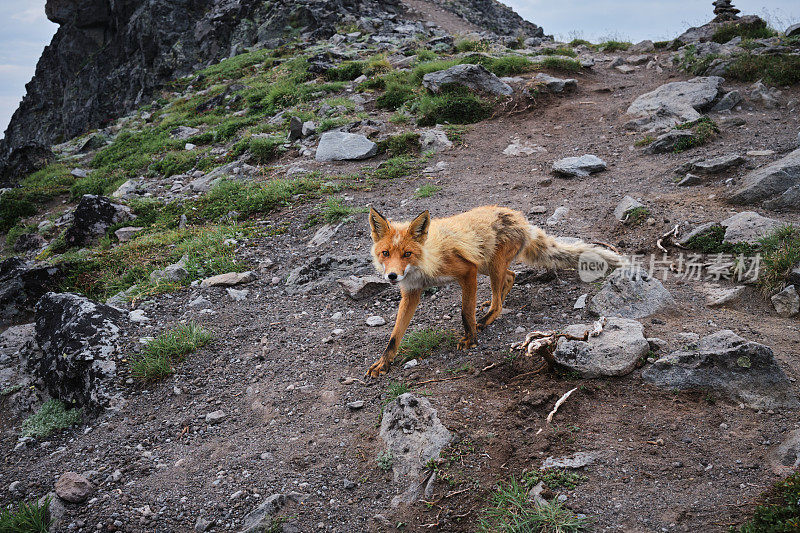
[403,251,412,257]
[382,251,390,257]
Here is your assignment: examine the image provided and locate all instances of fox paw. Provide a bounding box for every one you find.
[457,337,477,350]
[366,358,389,378]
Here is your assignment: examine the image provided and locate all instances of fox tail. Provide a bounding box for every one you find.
[519,225,624,271]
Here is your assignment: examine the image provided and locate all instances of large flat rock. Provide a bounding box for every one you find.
[554,317,649,377]
[315,131,377,162]
[625,76,724,131]
[422,63,512,96]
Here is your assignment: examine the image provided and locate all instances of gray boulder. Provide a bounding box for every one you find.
[629,40,655,53]
[533,73,577,93]
[315,131,377,161]
[288,116,303,141]
[729,147,800,209]
[710,90,742,112]
[590,267,675,319]
[380,393,451,506]
[690,154,745,174]
[553,317,649,377]
[169,126,200,140]
[770,429,800,476]
[626,76,724,131]
[28,293,124,411]
[720,211,780,244]
[642,330,798,409]
[422,64,512,96]
[552,154,607,177]
[771,285,799,317]
[419,128,453,152]
[787,23,800,38]
[63,195,133,248]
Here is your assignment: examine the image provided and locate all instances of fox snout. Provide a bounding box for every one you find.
[382,264,410,284]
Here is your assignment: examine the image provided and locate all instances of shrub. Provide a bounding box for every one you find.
[20,399,82,438]
[412,59,461,83]
[538,46,578,58]
[415,49,437,61]
[758,225,800,295]
[455,39,491,53]
[673,116,718,152]
[597,40,631,52]
[131,322,213,381]
[523,469,588,490]
[736,470,800,532]
[0,498,50,533]
[417,88,493,126]
[712,18,776,43]
[151,151,200,178]
[245,136,286,164]
[569,39,592,47]
[482,55,535,76]
[725,53,800,86]
[376,450,394,471]
[326,61,365,81]
[376,82,417,110]
[370,156,419,180]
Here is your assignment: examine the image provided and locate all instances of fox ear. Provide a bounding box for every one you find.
[408,210,430,243]
[369,207,389,241]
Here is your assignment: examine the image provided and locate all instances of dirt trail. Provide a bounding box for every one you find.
[2,31,800,533]
[402,0,481,35]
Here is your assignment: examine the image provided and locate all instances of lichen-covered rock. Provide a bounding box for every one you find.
[643,330,798,409]
[28,292,124,411]
[63,195,133,248]
[0,258,64,327]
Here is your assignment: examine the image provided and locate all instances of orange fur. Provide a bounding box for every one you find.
[365,205,622,377]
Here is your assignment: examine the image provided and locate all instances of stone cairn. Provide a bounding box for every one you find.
[713,0,740,21]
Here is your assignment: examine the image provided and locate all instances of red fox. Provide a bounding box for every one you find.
[366,205,622,378]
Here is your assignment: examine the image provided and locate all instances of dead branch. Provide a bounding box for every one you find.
[510,318,606,373]
[546,387,578,423]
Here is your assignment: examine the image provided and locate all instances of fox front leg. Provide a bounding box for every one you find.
[366,289,420,378]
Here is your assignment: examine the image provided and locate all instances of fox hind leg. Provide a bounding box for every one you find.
[478,243,518,329]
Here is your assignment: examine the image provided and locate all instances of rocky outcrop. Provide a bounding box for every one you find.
[28,292,124,411]
[728,148,800,210]
[0,0,405,180]
[427,0,545,38]
[625,77,725,131]
[422,64,512,96]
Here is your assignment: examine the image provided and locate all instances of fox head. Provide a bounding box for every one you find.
[368,207,429,284]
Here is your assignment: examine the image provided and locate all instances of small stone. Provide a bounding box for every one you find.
[552,154,607,177]
[114,226,142,243]
[188,297,212,309]
[529,205,547,214]
[771,285,799,317]
[366,316,386,327]
[200,271,256,287]
[194,517,213,532]
[546,206,569,226]
[678,173,702,186]
[185,143,196,151]
[403,359,419,369]
[128,309,149,323]
[343,479,356,490]
[55,472,94,503]
[226,288,249,302]
[205,410,227,424]
[347,401,365,410]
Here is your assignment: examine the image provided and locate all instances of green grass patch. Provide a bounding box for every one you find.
[197,177,320,220]
[712,18,777,43]
[131,322,213,381]
[230,135,287,164]
[443,124,470,145]
[455,39,491,53]
[382,381,411,406]
[389,112,412,124]
[379,132,420,156]
[316,197,364,224]
[5,224,37,248]
[481,55,536,76]
[623,206,650,225]
[725,53,800,86]
[634,135,655,147]
[597,40,631,52]
[478,477,589,532]
[537,56,582,72]
[0,498,50,533]
[538,47,578,58]
[0,164,74,232]
[412,59,461,84]
[199,48,277,84]
[415,183,441,198]
[396,328,456,363]
[417,87,493,126]
[370,156,420,180]
[758,225,800,295]
[736,470,800,532]
[523,469,588,490]
[569,39,593,47]
[20,399,82,438]
[325,60,365,81]
[58,225,242,300]
[415,49,438,61]
[683,224,759,255]
[376,82,417,110]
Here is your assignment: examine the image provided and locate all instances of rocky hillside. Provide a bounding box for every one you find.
[1,3,800,533]
[0,0,542,184]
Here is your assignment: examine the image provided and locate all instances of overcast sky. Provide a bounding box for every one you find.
[1,1,798,138]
